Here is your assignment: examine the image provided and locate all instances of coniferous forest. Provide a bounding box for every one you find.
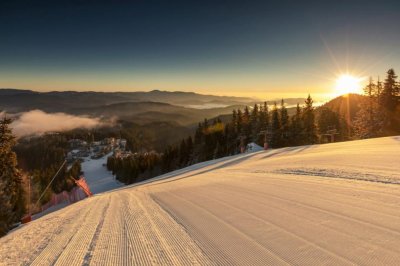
[107,95,322,184]
[0,117,25,236]
[107,68,399,185]
[1,68,399,236]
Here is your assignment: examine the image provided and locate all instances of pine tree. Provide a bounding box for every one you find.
[259,101,269,130]
[179,139,188,166]
[232,110,237,130]
[353,78,386,138]
[0,116,25,236]
[290,103,303,145]
[270,102,281,148]
[224,123,238,155]
[194,122,203,145]
[353,99,385,139]
[236,109,243,134]
[302,95,318,144]
[364,77,377,98]
[381,68,398,111]
[250,104,260,141]
[280,99,290,146]
[242,106,251,142]
[377,76,383,98]
[186,136,194,163]
[317,107,342,142]
[0,177,12,236]
[257,102,269,145]
[214,140,226,159]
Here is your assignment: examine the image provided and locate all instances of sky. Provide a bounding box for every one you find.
[1,0,399,100]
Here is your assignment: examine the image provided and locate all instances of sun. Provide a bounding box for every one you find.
[334,74,364,96]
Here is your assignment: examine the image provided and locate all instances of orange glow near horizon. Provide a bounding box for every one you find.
[0,68,365,103]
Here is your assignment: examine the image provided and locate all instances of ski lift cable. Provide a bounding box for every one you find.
[34,160,67,210]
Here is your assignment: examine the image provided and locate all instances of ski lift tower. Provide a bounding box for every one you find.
[322,128,339,143]
[259,126,273,150]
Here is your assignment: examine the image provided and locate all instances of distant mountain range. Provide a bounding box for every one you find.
[0,89,309,126]
[69,101,247,126]
[0,88,367,152]
[0,89,256,113]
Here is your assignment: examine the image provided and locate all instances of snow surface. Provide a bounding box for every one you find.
[246,142,264,152]
[81,153,123,194]
[1,136,400,265]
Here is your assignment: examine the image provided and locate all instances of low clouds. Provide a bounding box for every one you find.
[10,110,104,137]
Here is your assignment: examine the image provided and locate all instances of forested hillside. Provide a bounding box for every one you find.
[1,68,399,237]
[108,68,400,185]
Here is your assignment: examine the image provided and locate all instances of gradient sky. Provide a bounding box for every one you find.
[1,0,400,100]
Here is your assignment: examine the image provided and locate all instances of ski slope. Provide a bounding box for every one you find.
[81,152,123,194]
[1,136,400,265]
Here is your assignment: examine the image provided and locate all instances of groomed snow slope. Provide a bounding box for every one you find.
[1,136,400,265]
[81,152,123,194]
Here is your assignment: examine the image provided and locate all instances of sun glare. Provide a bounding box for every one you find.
[334,74,364,96]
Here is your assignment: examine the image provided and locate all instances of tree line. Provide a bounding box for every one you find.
[108,68,399,186]
[0,125,82,236]
[108,94,329,184]
[0,117,25,236]
[107,152,162,184]
[354,68,400,138]
[15,135,82,205]
[1,67,398,236]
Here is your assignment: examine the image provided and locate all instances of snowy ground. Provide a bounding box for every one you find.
[1,136,400,265]
[81,152,123,194]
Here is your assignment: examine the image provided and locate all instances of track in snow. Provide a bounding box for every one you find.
[1,136,400,265]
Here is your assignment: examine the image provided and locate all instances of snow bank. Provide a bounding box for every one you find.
[246,142,264,152]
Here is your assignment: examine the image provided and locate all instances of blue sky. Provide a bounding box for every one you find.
[1,0,399,100]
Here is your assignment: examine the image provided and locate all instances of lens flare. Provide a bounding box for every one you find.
[335,74,364,96]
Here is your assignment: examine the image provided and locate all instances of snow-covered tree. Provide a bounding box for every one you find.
[302,95,318,144]
[0,116,25,236]
[290,103,303,145]
[280,99,290,146]
[354,77,387,138]
[353,99,386,139]
[270,102,281,148]
[250,104,260,141]
[259,101,269,130]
